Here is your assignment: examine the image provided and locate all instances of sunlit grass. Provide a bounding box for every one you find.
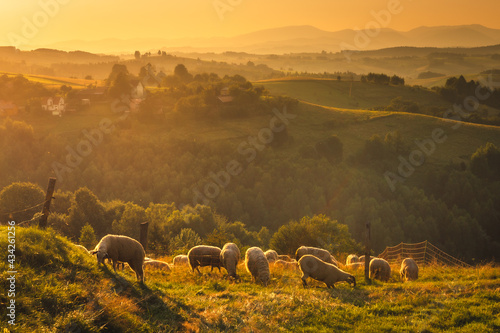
[1,226,499,332]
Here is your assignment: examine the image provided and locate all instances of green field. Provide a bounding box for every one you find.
[0,71,103,89]
[255,78,451,110]
[2,226,499,332]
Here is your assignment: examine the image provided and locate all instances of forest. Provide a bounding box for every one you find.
[0,66,500,263]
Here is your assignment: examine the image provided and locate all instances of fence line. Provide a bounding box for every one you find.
[378,240,471,267]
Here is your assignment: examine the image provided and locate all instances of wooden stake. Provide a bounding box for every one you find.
[365,221,371,283]
[39,177,56,229]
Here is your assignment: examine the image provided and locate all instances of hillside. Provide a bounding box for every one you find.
[255,78,452,110]
[2,226,499,332]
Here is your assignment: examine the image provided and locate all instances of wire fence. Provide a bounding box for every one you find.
[378,240,471,267]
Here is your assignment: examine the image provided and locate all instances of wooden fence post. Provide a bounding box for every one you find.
[140,221,149,252]
[39,178,56,229]
[365,221,371,283]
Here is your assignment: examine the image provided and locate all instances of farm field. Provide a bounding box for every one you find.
[2,226,499,332]
[0,71,103,89]
[255,78,452,110]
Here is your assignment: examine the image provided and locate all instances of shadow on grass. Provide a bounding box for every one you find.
[96,264,186,331]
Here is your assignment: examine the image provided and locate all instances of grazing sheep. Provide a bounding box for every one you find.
[91,235,145,282]
[144,259,171,271]
[173,254,189,266]
[345,262,365,270]
[273,259,299,270]
[187,245,222,274]
[295,246,337,266]
[400,258,419,282]
[220,243,240,279]
[299,255,356,289]
[346,254,359,265]
[264,249,278,262]
[369,258,391,282]
[359,255,375,263]
[245,247,270,286]
[277,254,293,262]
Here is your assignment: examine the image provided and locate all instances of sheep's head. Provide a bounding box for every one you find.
[90,250,109,264]
[347,274,356,287]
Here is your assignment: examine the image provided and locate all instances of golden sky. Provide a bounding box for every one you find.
[1,0,500,47]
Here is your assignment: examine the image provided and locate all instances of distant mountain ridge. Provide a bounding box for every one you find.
[31,24,500,54]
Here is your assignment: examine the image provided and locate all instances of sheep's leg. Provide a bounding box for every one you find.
[112,260,117,273]
[301,274,308,287]
[196,266,201,274]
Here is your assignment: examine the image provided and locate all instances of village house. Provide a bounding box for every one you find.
[42,97,65,116]
[218,87,234,103]
[0,100,18,117]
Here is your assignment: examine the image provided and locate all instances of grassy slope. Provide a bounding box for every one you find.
[0,71,103,89]
[255,78,451,110]
[1,226,499,332]
[14,95,500,176]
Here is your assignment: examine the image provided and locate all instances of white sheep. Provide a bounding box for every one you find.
[358,255,375,263]
[264,249,278,262]
[273,259,299,270]
[346,254,359,265]
[220,243,240,279]
[345,262,365,270]
[277,254,293,262]
[91,234,146,282]
[295,246,337,266]
[400,258,418,282]
[298,255,356,288]
[245,247,270,286]
[369,258,391,282]
[187,245,222,274]
[173,254,189,266]
[144,259,171,271]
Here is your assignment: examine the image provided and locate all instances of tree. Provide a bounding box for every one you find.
[67,187,108,239]
[79,223,97,250]
[134,51,141,60]
[170,228,202,254]
[108,72,131,99]
[111,202,146,239]
[174,64,192,83]
[470,142,500,180]
[315,135,343,164]
[106,64,129,86]
[269,215,360,256]
[0,182,45,224]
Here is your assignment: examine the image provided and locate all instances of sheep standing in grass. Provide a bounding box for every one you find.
[90,235,145,282]
[359,255,375,263]
[273,259,299,270]
[220,243,240,279]
[400,258,418,281]
[346,254,359,265]
[187,245,222,274]
[345,262,364,270]
[295,246,337,266]
[173,255,189,266]
[264,249,278,262]
[245,247,270,286]
[144,259,171,271]
[369,258,391,282]
[277,254,293,262]
[299,255,356,288]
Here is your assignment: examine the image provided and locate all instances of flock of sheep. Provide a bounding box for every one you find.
[80,234,419,288]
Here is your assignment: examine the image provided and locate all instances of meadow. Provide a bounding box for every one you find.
[1,226,499,332]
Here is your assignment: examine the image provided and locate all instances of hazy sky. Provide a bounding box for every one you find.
[1,0,500,47]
